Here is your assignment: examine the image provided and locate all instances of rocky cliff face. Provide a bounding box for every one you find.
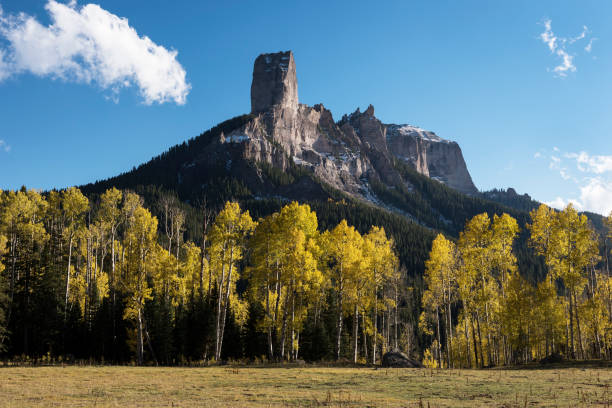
[386,124,477,194]
[225,50,477,204]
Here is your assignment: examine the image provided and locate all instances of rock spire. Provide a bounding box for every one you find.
[250,51,298,113]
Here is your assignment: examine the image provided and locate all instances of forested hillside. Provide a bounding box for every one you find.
[0,114,610,365]
[79,115,552,278]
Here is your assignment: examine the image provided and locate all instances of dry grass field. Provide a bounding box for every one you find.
[1,365,611,407]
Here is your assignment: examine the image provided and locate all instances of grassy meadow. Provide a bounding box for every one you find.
[1,365,612,407]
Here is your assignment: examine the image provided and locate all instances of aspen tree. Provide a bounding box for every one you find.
[363,226,398,364]
[122,205,158,365]
[529,204,599,359]
[457,213,493,367]
[528,204,560,354]
[247,202,322,360]
[198,198,214,301]
[98,190,122,299]
[247,213,282,359]
[60,187,89,322]
[422,233,458,368]
[152,243,181,307]
[554,204,598,359]
[490,213,519,365]
[97,188,123,354]
[499,270,532,363]
[209,202,255,361]
[320,220,362,360]
[180,241,204,301]
[276,203,322,360]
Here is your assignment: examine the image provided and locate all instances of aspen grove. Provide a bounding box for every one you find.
[0,188,400,364]
[421,204,612,367]
[1,187,611,366]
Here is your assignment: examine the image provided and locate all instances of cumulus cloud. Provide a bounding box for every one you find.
[0,139,10,152]
[545,196,582,211]
[541,148,612,215]
[578,178,612,215]
[549,179,612,215]
[0,1,190,104]
[539,19,593,77]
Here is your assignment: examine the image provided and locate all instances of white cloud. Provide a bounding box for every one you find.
[545,196,582,211]
[545,197,566,210]
[542,148,612,215]
[0,139,10,152]
[565,151,612,174]
[585,38,596,53]
[578,178,612,215]
[559,169,572,181]
[540,19,558,52]
[548,154,575,181]
[534,152,542,159]
[549,155,561,169]
[0,1,190,104]
[539,19,593,77]
[569,26,588,44]
[552,49,576,76]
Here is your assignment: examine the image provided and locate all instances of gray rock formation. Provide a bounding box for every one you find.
[229,50,477,206]
[386,124,477,194]
[251,51,298,114]
[381,351,423,368]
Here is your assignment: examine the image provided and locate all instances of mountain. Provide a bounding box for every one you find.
[85,50,482,218]
[82,51,549,277]
[234,50,478,198]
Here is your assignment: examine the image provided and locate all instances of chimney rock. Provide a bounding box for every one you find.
[250,51,298,114]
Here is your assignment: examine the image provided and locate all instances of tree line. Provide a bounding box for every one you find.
[0,187,403,364]
[2,185,610,367]
[422,204,612,367]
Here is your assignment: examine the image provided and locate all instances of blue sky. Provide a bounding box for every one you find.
[0,1,611,214]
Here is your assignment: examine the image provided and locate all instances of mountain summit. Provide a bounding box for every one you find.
[224,50,477,198]
[251,51,298,113]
